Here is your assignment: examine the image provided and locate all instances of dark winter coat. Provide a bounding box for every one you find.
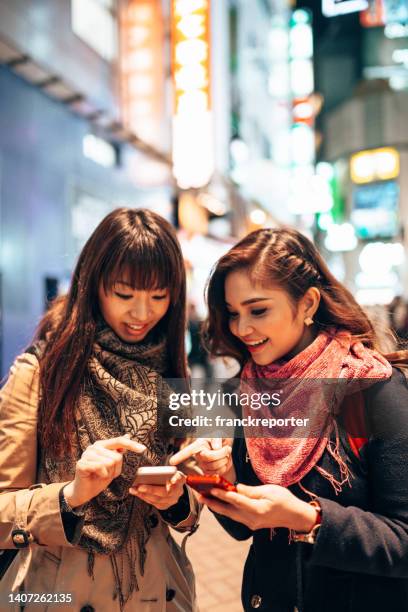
[215,368,408,612]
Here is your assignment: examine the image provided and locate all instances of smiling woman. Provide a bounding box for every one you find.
[0,208,199,611]
[190,227,408,612]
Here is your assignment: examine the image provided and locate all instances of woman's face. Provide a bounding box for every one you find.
[98,273,170,343]
[225,270,314,366]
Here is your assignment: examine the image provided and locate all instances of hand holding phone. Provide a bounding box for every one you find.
[186,474,237,498]
[130,466,186,511]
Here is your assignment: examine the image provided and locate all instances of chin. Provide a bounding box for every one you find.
[116,330,148,343]
[252,353,274,366]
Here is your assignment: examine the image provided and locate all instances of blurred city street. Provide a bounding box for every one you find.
[1,0,408,376]
[1,0,408,610]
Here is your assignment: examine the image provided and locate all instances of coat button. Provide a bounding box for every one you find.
[149,513,159,528]
[251,594,262,608]
[166,588,176,601]
[80,607,95,612]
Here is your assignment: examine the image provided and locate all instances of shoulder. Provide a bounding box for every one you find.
[1,352,40,413]
[364,367,408,406]
[7,351,40,381]
[363,368,408,437]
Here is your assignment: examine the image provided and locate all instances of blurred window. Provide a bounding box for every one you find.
[71,0,118,62]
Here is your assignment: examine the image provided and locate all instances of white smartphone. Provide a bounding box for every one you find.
[134,466,177,486]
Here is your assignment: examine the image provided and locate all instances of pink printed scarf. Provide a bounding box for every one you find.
[240,328,392,489]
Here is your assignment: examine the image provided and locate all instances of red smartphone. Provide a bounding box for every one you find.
[186,474,237,497]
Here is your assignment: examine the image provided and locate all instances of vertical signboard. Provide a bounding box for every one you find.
[120,0,164,148]
[171,0,214,189]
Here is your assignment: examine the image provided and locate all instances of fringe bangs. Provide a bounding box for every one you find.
[100,235,178,298]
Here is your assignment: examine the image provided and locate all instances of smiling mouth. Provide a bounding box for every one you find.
[245,338,269,349]
[125,323,149,332]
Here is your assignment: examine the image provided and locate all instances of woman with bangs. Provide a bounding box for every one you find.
[172,227,408,612]
[0,208,199,611]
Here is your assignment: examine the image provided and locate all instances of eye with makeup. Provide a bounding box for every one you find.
[251,308,267,317]
[114,291,132,300]
[227,307,268,319]
[152,293,168,301]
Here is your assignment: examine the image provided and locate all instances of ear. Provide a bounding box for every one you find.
[301,287,320,320]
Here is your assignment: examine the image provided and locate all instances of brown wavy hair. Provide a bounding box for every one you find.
[204,227,383,369]
[34,208,187,456]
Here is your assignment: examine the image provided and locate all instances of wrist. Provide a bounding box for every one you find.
[290,499,319,532]
[291,500,322,544]
[63,482,87,509]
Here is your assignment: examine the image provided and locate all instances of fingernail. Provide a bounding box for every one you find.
[138,486,147,493]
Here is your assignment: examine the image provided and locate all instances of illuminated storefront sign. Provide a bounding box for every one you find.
[322,0,368,17]
[351,181,399,239]
[383,0,408,25]
[83,134,116,167]
[290,10,314,98]
[289,9,319,214]
[120,0,164,148]
[171,0,214,189]
[350,147,400,184]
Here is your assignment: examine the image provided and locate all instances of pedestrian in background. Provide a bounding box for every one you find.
[0,208,198,611]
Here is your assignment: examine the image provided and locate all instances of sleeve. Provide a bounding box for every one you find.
[211,436,253,541]
[0,353,83,548]
[311,370,408,577]
[59,487,85,544]
[159,485,201,532]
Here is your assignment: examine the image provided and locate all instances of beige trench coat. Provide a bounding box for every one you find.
[0,353,200,611]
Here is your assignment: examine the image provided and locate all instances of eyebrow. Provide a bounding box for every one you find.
[225,297,272,307]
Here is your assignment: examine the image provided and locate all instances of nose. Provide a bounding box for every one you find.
[234,316,254,338]
[129,299,150,322]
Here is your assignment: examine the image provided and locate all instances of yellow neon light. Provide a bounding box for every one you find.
[350,147,399,184]
[171,0,214,188]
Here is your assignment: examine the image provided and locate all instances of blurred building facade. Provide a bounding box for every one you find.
[0,0,175,374]
[2,0,408,374]
[301,0,408,309]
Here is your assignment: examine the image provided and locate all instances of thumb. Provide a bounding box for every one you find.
[236,484,265,499]
[210,438,222,450]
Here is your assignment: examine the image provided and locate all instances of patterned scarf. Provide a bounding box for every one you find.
[40,324,177,608]
[241,328,392,490]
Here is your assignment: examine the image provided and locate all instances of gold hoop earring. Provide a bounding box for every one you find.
[304,317,314,326]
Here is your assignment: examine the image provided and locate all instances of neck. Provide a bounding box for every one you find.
[283,325,318,362]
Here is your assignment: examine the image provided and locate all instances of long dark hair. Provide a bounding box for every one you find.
[35,208,187,456]
[204,227,382,368]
